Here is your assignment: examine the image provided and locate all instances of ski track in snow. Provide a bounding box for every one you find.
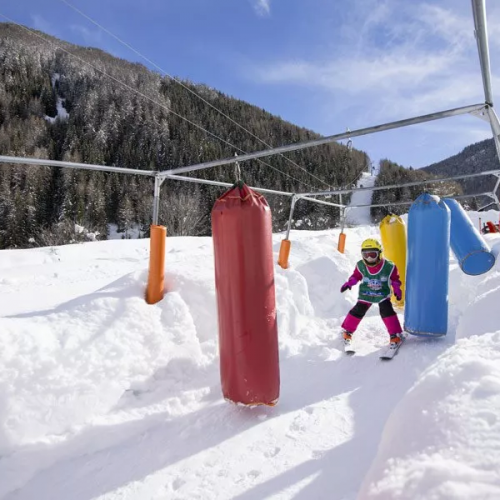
[0,211,500,499]
[345,172,376,227]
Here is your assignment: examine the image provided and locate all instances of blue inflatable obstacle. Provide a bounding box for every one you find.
[442,198,496,275]
[405,194,450,337]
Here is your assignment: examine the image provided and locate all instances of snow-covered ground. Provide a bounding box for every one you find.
[44,74,70,124]
[345,172,376,226]
[1,209,500,500]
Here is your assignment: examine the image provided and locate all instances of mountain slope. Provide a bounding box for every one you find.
[422,138,500,205]
[0,22,367,249]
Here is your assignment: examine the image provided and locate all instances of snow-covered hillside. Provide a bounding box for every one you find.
[345,172,376,226]
[1,210,500,500]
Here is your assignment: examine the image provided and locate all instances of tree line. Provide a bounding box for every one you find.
[370,159,464,222]
[1,22,493,250]
[0,22,368,249]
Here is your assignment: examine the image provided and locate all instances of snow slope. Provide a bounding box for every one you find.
[1,210,500,500]
[345,172,376,226]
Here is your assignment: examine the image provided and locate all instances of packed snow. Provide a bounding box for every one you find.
[44,73,70,123]
[345,172,376,226]
[1,209,500,500]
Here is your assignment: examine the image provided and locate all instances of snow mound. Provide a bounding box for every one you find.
[0,213,499,499]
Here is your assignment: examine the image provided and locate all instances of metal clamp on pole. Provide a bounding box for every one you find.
[278,195,298,269]
[492,173,500,213]
[234,152,242,185]
[152,175,164,226]
[346,127,352,151]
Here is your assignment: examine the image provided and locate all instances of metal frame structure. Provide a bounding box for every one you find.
[152,172,344,227]
[0,0,498,230]
[159,103,486,178]
[0,155,157,177]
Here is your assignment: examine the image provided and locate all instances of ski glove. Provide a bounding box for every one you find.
[394,290,402,301]
[340,283,351,293]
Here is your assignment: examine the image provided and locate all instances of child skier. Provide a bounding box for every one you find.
[340,238,403,345]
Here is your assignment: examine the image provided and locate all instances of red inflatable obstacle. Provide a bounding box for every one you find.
[486,221,499,233]
[211,182,280,406]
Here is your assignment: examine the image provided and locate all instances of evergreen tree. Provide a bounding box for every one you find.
[117,196,134,238]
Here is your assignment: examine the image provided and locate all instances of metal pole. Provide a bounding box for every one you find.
[234,152,241,183]
[152,176,162,226]
[158,103,485,178]
[471,0,493,105]
[486,107,500,165]
[485,112,500,210]
[340,207,347,232]
[349,192,495,210]
[0,155,156,176]
[297,196,345,208]
[298,168,500,198]
[285,196,298,240]
[478,201,497,211]
[165,174,293,197]
[492,174,500,210]
[166,174,344,207]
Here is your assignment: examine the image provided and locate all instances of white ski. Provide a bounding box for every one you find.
[379,335,406,360]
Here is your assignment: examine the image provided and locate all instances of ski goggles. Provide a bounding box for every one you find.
[362,250,380,259]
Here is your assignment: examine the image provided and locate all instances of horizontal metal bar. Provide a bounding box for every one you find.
[472,0,493,105]
[0,155,156,177]
[478,200,498,211]
[350,191,495,210]
[442,192,494,201]
[299,168,500,198]
[159,103,485,178]
[165,174,294,197]
[167,174,345,208]
[298,196,345,209]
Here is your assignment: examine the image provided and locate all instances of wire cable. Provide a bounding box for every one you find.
[0,13,316,189]
[56,0,333,189]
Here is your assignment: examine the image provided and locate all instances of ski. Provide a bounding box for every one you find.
[344,339,355,355]
[379,335,406,360]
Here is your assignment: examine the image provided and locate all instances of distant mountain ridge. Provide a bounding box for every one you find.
[422,137,499,205]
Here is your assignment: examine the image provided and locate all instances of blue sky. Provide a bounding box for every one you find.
[2,0,500,172]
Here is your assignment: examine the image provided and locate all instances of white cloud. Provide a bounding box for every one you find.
[247,1,500,126]
[235,0,500,166]
[70,24,103,46]
[256,50,458,95]
[31,14,52,34]
[253,0,271,17]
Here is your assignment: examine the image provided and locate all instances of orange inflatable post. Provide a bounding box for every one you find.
[338,232,346,253]
[338,207,347,253]
[278,239,291,269]
[146,225,167,304]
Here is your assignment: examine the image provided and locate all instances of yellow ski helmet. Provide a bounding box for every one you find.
[361,238,382,252]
